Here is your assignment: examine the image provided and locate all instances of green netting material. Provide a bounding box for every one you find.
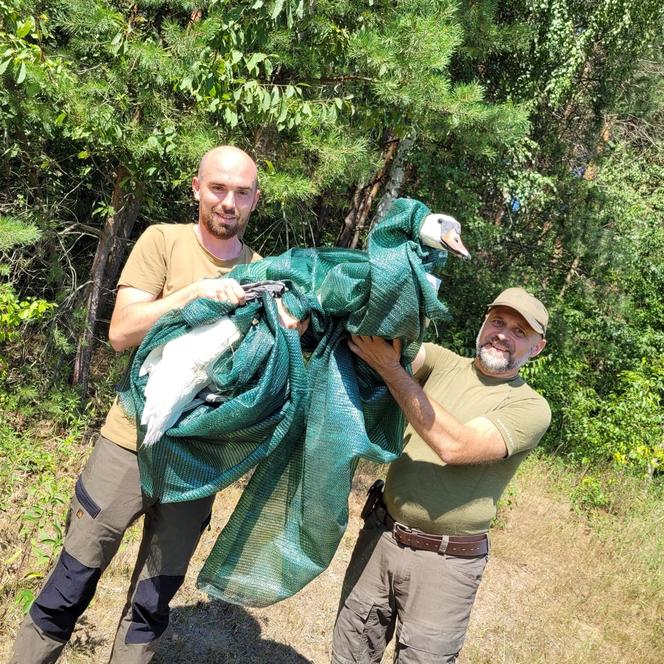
[119,198,451,607]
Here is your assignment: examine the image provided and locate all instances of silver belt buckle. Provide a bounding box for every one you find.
[392,522,412,547]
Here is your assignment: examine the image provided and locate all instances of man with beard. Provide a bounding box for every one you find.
[11,146,297,664]
[332,287,551,664]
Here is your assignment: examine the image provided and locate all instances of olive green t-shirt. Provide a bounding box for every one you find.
[383,343,551,535]
[100,223,260,450]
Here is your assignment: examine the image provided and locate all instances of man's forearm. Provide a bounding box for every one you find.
[377,363,482,464]
[347,335,506,464]
[109,278,302,352]
[109,282,202,351]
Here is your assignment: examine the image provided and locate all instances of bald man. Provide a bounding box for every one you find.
[11,147,264,664]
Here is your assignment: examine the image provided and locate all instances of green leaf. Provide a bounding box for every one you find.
[15,588,35,614]
[277,99,289,123]
[261,87,272,111]
[224,107,238,127]
[16,18,34,39]
[16,62,26,84]
[24,80,39,98]
[245,52,267,74]
[271,0,285,20]
[24,571,44,580]
[0,59,11,75]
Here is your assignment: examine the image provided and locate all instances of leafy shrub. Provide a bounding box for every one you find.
[0,283,56,344]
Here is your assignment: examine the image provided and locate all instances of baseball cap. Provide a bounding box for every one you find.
[487,287,549,336]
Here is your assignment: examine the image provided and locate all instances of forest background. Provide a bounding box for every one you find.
[0,0,663,661]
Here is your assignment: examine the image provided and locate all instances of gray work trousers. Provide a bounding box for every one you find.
[9,435,215,664]
[331,510,488,664]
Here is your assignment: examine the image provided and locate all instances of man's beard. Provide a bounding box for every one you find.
[475,332,527,373]
[203,209,243,239]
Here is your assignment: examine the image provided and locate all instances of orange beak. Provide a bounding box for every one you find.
[440,228,471,261]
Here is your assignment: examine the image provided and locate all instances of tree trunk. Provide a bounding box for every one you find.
[583,115,616,181]
[372,133,415,228]
[72,166,142,393]
[336,138,401,248]
[336,186,366,248]
[558,255,581,299]
[104,195,142,301]
[311,196,329,247]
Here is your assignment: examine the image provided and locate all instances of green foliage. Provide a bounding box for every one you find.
[1,0,663,482]
[0,374,91,611]
[0,283,56,343]
[0,215,40,251]
[571,474,610,513]
[542,357,664,475]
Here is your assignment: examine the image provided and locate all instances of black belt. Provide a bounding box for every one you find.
[381,509,488,557]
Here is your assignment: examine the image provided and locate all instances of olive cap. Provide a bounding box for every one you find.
[487,287,548,336]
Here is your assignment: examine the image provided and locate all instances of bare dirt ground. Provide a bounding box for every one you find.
[1,458,661,663]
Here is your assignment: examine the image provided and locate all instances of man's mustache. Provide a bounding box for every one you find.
[483,337,513,354]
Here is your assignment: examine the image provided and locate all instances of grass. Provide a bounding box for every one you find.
[0,388,662,662]
[0,391,90,621]
[461,454,664,664]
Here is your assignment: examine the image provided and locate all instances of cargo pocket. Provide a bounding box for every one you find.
[74,476,101,518]
[396,621,465,663]
[334,593,394,662]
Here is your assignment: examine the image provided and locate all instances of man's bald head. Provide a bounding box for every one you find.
[192,145,261,242]
[197,146,258,191]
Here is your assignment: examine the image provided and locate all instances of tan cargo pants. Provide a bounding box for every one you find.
[9,435,215,664]
[331,510,488,664]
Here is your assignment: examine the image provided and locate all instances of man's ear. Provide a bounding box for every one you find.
[529,337,547,359]
[192,177,201,201]
[251,188,260,211]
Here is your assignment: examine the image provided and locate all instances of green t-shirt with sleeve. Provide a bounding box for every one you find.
[383,342,551,535]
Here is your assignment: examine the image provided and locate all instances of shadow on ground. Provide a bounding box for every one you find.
[154,600,313,664]
[68,615,109,655]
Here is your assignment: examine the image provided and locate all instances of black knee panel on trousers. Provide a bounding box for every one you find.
[30,549,102,642]
[126,575,184,644]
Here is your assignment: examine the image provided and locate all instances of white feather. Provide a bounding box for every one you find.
[140,316,242,447]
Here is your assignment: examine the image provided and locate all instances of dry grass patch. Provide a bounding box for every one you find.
[1,454,662,663]
[460,457,663,664]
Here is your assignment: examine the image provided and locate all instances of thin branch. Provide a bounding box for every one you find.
[59,223,102,239]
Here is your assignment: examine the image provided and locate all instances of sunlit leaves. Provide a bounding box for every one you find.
[0,216,41,251]
[0,284,56,343]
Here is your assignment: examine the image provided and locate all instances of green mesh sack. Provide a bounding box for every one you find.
[119,198,451,606]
